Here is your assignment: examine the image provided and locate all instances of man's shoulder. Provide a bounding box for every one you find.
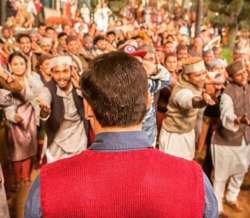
[41,149,203,184]
[41,151,86,174]
[151,149,202,172]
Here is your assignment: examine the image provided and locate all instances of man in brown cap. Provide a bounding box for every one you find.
[211,59,250,217]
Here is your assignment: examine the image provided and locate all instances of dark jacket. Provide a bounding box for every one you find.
[45,81,89,147]
[213,82,250,146]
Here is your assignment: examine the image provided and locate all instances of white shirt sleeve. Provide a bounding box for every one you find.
[27,2,37,15]
[174,89,194,110]
[4,104,17,123]
[150,64,171,82]
[220,93,239,132]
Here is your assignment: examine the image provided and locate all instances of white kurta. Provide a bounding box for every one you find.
[46,86,87,162]
[159,89,198,160]
[80,7,90,24]
[212,93,250,212]
[94,7,111,32]
[159,128,195,160]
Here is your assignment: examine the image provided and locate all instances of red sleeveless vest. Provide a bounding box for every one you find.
[41,149,204,218]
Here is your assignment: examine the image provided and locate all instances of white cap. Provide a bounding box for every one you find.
[183,60,206,74]
[207,71,225,84]
[49,56,73,70]
[39,37,53,46]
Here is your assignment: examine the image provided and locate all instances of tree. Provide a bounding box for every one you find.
[0,0,6,24]
[207,0,250,48]
[107,0,129,14]
[90,0,128,14]
[195,0,204,36]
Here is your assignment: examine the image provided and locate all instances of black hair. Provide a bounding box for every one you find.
[58,32,67,39]
[107,31,116,36]
[16,33,32,43]
[93,35,105,45]
[80,51,148,127]
[45,26,56,32]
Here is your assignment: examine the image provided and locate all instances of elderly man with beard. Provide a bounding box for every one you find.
[212,60,250,217]
[42,56,89,162]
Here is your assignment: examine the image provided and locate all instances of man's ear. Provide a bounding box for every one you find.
[146,92,151,112]
[83,99,94,120]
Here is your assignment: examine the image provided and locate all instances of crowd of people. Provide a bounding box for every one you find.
[0,1,250,218]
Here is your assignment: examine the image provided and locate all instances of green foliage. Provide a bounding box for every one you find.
[221,47,232,63]
[90,0,128,14]
[207,0,250,28]
[108,0,128,14]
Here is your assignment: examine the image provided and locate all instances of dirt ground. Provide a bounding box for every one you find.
[224,173,250,218]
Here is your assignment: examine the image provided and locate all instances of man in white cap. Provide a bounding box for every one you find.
[211,60,250,217]
[197,71,226,180]
[159,57,215,160]
[42,55,89,162]
[38,37,54,55]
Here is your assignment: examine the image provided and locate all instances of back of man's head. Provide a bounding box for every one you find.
[80,51,148,127]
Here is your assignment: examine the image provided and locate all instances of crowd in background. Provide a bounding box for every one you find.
[0,0,250,218]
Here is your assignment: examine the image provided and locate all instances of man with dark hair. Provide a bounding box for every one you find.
[82,34,95,60]
[39,55,89,162]
[16,33,49,73]
[16,33,32,55]
[65,35,89,73]
[93,35,114,56]
[25,51,217,218]
[1,26,11,43]
[57,32,68,54]
[106,30,117,48]
[45,26,57,42]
